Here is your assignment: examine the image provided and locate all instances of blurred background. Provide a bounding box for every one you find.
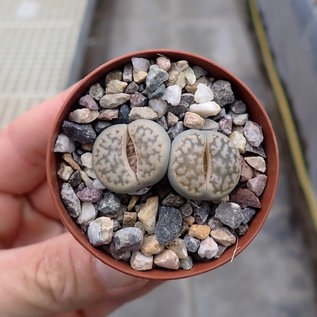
[1,0,317,316]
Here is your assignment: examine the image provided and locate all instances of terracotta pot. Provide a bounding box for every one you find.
[47,49,279,280]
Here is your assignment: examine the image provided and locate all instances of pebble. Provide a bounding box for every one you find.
[184,215,195,226]
[134,221,145,236]
[97,192,121,217]
[154,249,180,270]
[79,170,93,187]
[193,203,211,225]
[99,93,130,109]
[181,93,195,105]
[123,64,133,82]
[129,92,148,108]
[161,192,185,207]
[62,153,81,170]
[215,245,227,258]
[157,116,168,130]
[214,202,243,229]
[80,152,92,169]
[185,76,210,94]
[133,71,148,84]
[168,238,188,259]
[194,83,214,103]
[167,112,179,127]
[105,70,122,84]
[180,202,193,217]
[93,120,112,134]
[212,80,235,106]
[62,121,96,144]
[77,186,102,203]
[106,79,128,94]
[188,101,221,118]
[114,104,130,124]
[123,212,137,226]
[231,112,249,126]
[68,170,81,187]
[230,188,261,208]
[243,121,264,147]
[174,60,189,72]
[147,83,166,99]
[207,217,223,230]
[183,234,200,252]
[109,242,131,261]
[210,227,236,247]
[218,114,233,135]
[154,206,183,245]
[127,195,139,211]
[212,107,227,121]
[201,118,219,130]
[162,85,182,106]
[84,167,97,179]
[113,227,144,252]
[146,65,169,93]
[57,163,73,181]
[89,83,104,100]
[188,224,211,240]
[138,196,159,234]
[167,104,188,118]
[230,100,247,114]
[184,66,196,85]
[132,57,150,72]
[129,107,158,121]
[77,202,97,225]
[230,131,247,154]
[130,251,153,271]
[245,156,266,173]
[87,217,113,246]
[236,223,249,235]
[113,219,121,231]
[149,98,168,118]
[245,143,266,158]
[157,56,171,71]
[198,237,219,259]
[81,143,94,152]
[193,65,207,79]
[54,133,75,153]
[184,111,205,129]
[141,234,164,256]
[175,71,186,89]
[99,109,119,121]
[61,183,81,217]
[125,81,139,94]
[240,156,254,182]
[79,94,99,110]
[180,256,193,270]
[247,174,267,196]
[241,207,256,224]
[92,178,106,190]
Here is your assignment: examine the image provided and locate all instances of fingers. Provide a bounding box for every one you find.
[0,233,157,317]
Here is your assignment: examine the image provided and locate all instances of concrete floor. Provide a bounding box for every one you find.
[81,1,317,316]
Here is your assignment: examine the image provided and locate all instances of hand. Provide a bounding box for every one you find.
[0,88,160,317]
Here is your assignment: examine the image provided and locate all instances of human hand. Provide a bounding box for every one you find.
[0,88,160,317]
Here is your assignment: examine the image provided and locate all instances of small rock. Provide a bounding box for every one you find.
[62,153,81,170]
[146,65,169,93]
[105,70,122,84]
[194,83,214,103]
[245,142,266,158]
[129,187,152,196]
[230,100,247,114]
[109,242,131,261]
[100,93,130,109]
[162,85,182,106]
[168,121,185,140]
[157,56,171,71]
[141,234,164,256]
[161,192,185,207]
[106,79,128,94]
[245,156,266,173]
[84,167,97,179]
[62,121,96,144]
[123,64,133,82]
[68,170,81,187]
[240,156,253,182]
[167,104,188,117]
[87,217,113,246]
[178,222,189,237]
[127,195,139,211]
[184,216,195,226]
[168,238,188,259]
[230,188,261,208]
[214,202,244,229]
[188,101,221,118]
[154,206,183,245]
[125,81,139,94]
[130,251,153,271]
[61,183,81,217]
[89,83,104,100]
[157,116,168,130]
[173,60,189,72]
[218,114,233,135]
[113,227,144,252]
[167,112,179,127]
[241,207,256,224]
[129,92,147,107]
[132,57,150,72]
[230,131,247,154]
[54,133,75,153]
[185,76,210,94]
[97,192,121,217]
[247,174,267,196]
[57,162,73,181]
[77,202,97,224]
[147,83,166,99]
[210,227,236,247]
[80,152,93,169]
[193,203,211,225]
[79,94,99,110]
[181,93,195,105]
[184,66,196,85]
[113,104,130,124]
[180,256,193,270]
[79,170,93,187]
[198,236,219,259]
[236,223,249,235]
[113,219,121,231]
[77,186,102,203]
[201,118,219,130]
[212,80,235,106]
[215,245,227,258]
[91,178,106,190]
[207,217,223,230]
[154,249,180,270]
[134,221,145,236]
[98,109,119,121]
[123,212,137,226]
[184,111,205,129]
[81,143,94,152]
[149,98,168,117]
[129,107,158,121]
[133,70,148,84]
[138,196,159,234]
[193,65,207,79]
[231,112,249,126]
[243,121,264,147]
[212,107,227,121]
[180,202,193,217]
[93,120,112,134]
[188,224,211,240]
[183,234,200,252]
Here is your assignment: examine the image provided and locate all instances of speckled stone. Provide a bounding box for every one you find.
[180,202,193,217]
[243,121,264,147]
[129,92,148,107]
[146,65,169,93]
[212,80,235,106]
[87,217,113,246]
[214,202,243,229]
[230,188,261,208]
[61,183,81,217]
[230,100,247,114]
[113,227,144,252]
[123,212,137,226]
[89,83,104,100]
[79,94,99,110]
[109,242,131,261]
[68,170,81,187]
[154,249,180,270]
[207,217,223,230]
[210,227,236,247]
[247,174,268,196]
[125,81,139,94]
[133,71,148,84]
[161,192,185,208]
[167,122,185,140]
[98,109,119,121]
[77,186,102,203]
[198,236,219,259]
[184,215,195,226]
[106,79,128,94]
[236,223,249,235]
[184,234,200,252]
[130,251,153,271]
[54,133,76,153]
[180,256,193,270]
[188,224,211,240]
[193,203,211,225]
[62,121,96,144]
[193,66,207,79]
[97,192,121,217]
[241,207,256,224]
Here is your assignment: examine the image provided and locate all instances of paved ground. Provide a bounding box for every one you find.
[82,1,317,316]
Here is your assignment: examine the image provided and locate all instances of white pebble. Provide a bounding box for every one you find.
[81,152,93,168]
[69,109,99,123]
[198,236,219,259]
[131,57,150,72]
[54,134,75,153]
[194,83,214,103]
[130,251,153,271]
[77,202,97,225]
[188,101,221,118]
[162,85,182,106]
[87,217,113,246]
[183,66,196,85]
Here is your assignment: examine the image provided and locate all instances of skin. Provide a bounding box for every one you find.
[0,86,161,317]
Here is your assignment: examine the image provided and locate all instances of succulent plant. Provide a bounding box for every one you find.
[92,119,171,194]
[168,130,241,200]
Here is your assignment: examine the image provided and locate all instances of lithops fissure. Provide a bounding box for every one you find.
[168,130,241,200]
[93,119,171,194]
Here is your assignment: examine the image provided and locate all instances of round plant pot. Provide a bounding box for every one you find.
[47,49,279,280]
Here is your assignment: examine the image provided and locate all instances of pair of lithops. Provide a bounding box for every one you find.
[93,119,241,201]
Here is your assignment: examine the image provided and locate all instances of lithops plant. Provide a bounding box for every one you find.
[92,119,171,194]
[168,130,241,201]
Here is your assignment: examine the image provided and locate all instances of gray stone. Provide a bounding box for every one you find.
[87,217,113,246]
[219,114,233,135]
[245,142,267,158]
[201,119,219,130]
[198,236,219,259]
[180,202,193,217]
[123,64,133,82]
[129,92,147,107]
[113,219,121,231]
[77,186,102,203]
[214,202,243,229]
[167,121,185,140]
[181,93,195,105]
[62,121,96,144]
[167,104,188,117]
[241,207,256,224]
[212,80,235,106]
[93,120,112,134]
[154,206,183,245]
[167,112,179,127]
[149,98,168,118]
[212,107,227,121]
[146,64,169,92]
[57,162,73,181]
[100,93,130,109]
[109,242,131,261]
[147,83,166,99]
[247,174,268,196]
[230,188,261,208]
[77,202,97,224]
[61,182,81,218]
[162,85,182,106]
[207,217,223,230]
[125,81,139,94]
[161,192,185,207]
[243,121,264,147]
[215,245,227,258]
[231,112,249,126]
[97,192,121,217]
[79,94,99,110]
[193,203,211,225]
[54,133,75,153]
[236,223,249,236]
[91,179,106,190]
[129,107,158,120]
[113,227,144,252]
[180,256,193,270]
[113,104,130,124]
[98,109,119,121]
[183,234,200,252]
[131,57,150,72]
[89,83,104,100]
[230,100,247,114]
[68,170,81,187]
[210,227,236,247]
[105,70,123,84]
[193,65,207,79]
[157,115,168,130]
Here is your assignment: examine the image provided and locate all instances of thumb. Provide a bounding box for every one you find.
[0,233,154,317]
